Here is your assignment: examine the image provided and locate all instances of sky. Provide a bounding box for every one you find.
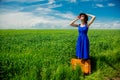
[0,0,120,29]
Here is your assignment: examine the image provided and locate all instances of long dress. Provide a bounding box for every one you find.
[76,24,90,59]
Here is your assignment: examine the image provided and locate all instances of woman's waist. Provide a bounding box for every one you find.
[79,34,88,36]
[78,35,88,38]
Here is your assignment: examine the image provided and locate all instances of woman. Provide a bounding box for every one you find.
[70,13,96,60]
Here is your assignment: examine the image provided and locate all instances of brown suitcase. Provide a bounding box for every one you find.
[71,58,91,74]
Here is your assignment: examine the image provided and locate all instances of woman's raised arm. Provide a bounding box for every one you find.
[86,14,96,27]
[69,17,79,27]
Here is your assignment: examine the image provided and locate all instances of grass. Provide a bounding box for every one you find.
[0,29,120,80]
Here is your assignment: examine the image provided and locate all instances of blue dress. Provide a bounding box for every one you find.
[76,24,90,59]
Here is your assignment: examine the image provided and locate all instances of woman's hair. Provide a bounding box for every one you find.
[79,13,88,24]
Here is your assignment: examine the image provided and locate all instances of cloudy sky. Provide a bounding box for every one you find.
[0,0,120,29]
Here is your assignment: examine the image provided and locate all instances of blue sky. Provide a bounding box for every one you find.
[0,0,120,29]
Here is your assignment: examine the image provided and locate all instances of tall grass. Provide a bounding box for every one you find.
[0,29,120,80]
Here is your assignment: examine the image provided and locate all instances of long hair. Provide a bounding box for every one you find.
[79,13,88,24]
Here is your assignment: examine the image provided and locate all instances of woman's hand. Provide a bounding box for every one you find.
[77,16,80,19]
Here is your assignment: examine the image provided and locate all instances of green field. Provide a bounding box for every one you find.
[0,29,120,80]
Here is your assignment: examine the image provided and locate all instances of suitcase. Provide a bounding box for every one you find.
[71,58,91,74]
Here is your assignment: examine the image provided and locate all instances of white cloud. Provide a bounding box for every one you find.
[96,4,104,7]
[48,0,55,4]
[0,12,38,29]
[54,12,76,20]
[48,4,62,8]
[0,7,75,29]
[0,10,120,29]
[95,3,115,8]
[0,8,120,29]
[108,3,115,7]
[35,7,75,20]
[90,21,120,29]
[35,7,52,13]
[0,0,119,29]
